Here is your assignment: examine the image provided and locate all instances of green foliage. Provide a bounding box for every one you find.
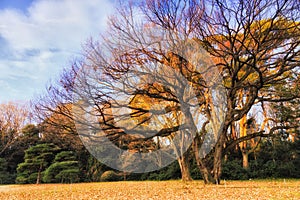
[43,151,80,183]
[141,161,181,181]
[250,137,300,179]
[100,170,122,182]
[222,135,300,180]
[222,159,249,180]
[0,158,15,184]
[216,128,299,180]
[190,159,203,180]
[21,124,39,138]
[16,143,60,184]
[0,124,40,184]
[55,169,80,183]
[53,151,76,162]
[11,133,299,183]
[84,155,110,182]
[43,161,80,183]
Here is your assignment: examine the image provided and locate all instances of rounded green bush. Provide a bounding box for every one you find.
[100,170,122,182]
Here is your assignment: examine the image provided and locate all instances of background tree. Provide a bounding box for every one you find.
[16,143,60,184]
[193,0,300,183]
[0,102,29,155]
[36,102,83,151]
[0,158,14,184]
[2,124,40,183]
[0,102,34,184]
[269,72,300,139]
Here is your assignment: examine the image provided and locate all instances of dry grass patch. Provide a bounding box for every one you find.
[0,179,299,200]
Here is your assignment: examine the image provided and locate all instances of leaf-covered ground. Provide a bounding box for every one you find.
[0,180,299,200]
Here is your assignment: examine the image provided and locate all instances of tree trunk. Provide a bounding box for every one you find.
[36,163,42,184]
[242,151,249,169]
[194,156,214,184]
[212,123,228,184]
[177,152,192,181]
[193,135,214,184]
[36,171,41,184]
[177,105,198,182]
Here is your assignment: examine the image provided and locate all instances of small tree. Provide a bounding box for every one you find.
[16,143,60,184]
[43,151,80,183]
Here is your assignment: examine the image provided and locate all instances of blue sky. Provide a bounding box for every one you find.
[0,0,33,11]
[0,0,113,103]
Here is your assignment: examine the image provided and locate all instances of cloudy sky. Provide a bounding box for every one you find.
[0,0,114,103]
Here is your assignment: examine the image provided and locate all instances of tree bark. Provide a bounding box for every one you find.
[177,152,193,181]
[242,151,249,169]
[212,140,223,184]
[212,123,229,184]
[36,163,42,184]
[194,156,214,184]
[193,135,214,184]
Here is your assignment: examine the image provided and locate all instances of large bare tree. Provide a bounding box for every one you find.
[34,0,300,184]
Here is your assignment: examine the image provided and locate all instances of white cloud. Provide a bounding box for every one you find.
[0,0,114,103]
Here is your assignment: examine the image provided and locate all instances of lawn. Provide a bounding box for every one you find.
[0,179,299,200]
